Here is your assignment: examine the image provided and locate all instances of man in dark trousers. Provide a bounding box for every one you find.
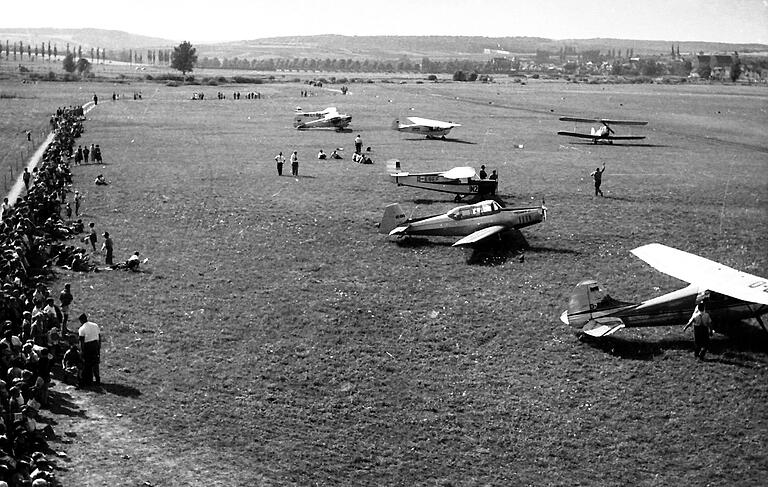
[354,134,362,154]
[683,296,713,360]
[59,283,73,333]
[591,162,606,197]
[274,151,285,176]
[78,313,101,387]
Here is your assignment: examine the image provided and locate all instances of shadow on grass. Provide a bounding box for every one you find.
[403,137,476,145]
[602,194,634,202]
[570,142,669,148]
[395,237,454,248]
[46,389,87,418]
[100,382,142,398]
[582,323,768,365]
[466,230,529,266]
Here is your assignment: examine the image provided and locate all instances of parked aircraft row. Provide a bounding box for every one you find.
[289,105,764,339]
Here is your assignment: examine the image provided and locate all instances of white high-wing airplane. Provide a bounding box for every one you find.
[561,243,768,338]
[294,107,352,130]
[391,116,461,139]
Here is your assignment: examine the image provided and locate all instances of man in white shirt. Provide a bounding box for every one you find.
[78,313,101,387]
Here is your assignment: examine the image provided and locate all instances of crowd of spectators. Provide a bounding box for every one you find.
[0,105,97,487]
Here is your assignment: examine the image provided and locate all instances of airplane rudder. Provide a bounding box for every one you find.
[380,203,406,234]
[566,280,598,327]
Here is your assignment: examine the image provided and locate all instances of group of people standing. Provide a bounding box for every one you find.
[72,144,103,165]
[274,151,300,177]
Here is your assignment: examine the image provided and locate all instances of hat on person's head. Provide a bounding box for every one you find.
[78,313,88,322]
[481,165,485,169]
[103,232,109,237]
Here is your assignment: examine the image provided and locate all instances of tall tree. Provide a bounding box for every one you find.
[730,51,742,82]
[76,57,91,77]
[171,41,198,79]
[62,53,76,73]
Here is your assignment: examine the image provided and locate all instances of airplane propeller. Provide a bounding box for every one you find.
[542,199,548,220]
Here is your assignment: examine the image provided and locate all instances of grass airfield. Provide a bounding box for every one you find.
[2,77,767,485]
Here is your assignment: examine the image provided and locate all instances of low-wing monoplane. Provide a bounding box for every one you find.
[294,107,352,130]
[557,116,648,144]
[379,199,546,247]
[561,243,768,338]
[387,160,497,201]
[391,116,461,139]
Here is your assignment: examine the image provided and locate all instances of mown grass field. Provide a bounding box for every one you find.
[2,76,767,486]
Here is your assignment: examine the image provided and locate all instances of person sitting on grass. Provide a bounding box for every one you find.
[94,174,108,185]
[62,345,82,385]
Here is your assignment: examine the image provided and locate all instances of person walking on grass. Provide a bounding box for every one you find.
[101,232,114,265]
[290,151,299,177]
[78,313,101,387]
[591,162,606,197]
[683,296,713,360]
[275,151,285,176]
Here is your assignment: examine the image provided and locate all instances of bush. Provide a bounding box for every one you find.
[145,74,154,80]
[427,74,437,81]
[336,77,348,84]
[165,81,179,87]
[46,71,57,81]
[232,76,262,84]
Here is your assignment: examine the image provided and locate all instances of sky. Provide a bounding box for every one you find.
[1,0,766,44]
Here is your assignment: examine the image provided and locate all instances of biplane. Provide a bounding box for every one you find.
[558,116,648,144]
[379,199,546,247]
[560,243,768,338]
[391,117,461,139]
[387,160,497,201]
[294,107,352,130]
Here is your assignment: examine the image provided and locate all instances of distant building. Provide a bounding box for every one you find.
[694,54,734,79]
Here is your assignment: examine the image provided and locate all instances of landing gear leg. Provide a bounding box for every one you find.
[756,314,768,336]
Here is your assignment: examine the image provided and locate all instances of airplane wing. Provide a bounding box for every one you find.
[631,243,768,306]
[599,119,648,126]
[441,166,477,180]
[559,116,599,123]
[407,117,460,128]
[557,131,597,139]
[605,135,646,140]
[452,225,507,247]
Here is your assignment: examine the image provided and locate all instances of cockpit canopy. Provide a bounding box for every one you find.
[447,200,501,220]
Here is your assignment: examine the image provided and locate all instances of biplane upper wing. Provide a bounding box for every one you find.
[599,119,648,126]
[631,243,768,306]
[559,116,647,126]
[440,166,477,180]
[407,117,461,129]
[452,225,507,247]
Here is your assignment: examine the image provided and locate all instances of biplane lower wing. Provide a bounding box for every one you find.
[557,131,645,141]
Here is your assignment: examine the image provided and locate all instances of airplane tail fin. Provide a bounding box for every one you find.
[561,280,632,337]
[379,203,407,234]
[386,159,402,173]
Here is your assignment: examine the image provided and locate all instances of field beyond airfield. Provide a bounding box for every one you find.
[3,77,768,486]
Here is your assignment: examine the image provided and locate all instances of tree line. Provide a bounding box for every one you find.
[2,40,108,63]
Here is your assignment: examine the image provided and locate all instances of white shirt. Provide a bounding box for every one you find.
[78,321,100,343]
[274,154,285,163]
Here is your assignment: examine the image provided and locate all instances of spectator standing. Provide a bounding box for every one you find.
[59,284,73,333]
[87,222,97,251]
[354,134,362,154]
[77,313,101,387]
[290,151,299,177]
[22,168,30,190]
[74,191,81,216]
[101,232,114,265]
[274,151,285,176]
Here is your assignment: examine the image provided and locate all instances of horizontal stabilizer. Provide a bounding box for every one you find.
[452,225,506,247]
[389,226,409,236]
[631,243,768,306]
[582,318,626,337]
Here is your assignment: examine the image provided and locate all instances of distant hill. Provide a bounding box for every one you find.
[1,29,765,60]
[0,28,175,50]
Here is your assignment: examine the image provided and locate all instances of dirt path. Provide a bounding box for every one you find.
[50,382,211,486]
[6,101,96,205]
